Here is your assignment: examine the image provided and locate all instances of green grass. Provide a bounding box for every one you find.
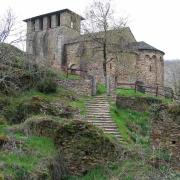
[97,84,106,95]
[70,96,91,116]
[68,167,107,180]
[67,159,173,180]
[116,88,172,104]
[57,72,81,80]
[117,88,145,97]
[110,105,150,145]
[0,133,56,176]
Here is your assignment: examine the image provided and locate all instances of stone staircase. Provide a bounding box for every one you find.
[86,95,123,142]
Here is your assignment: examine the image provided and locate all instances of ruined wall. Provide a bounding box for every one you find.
[151,104,180,171]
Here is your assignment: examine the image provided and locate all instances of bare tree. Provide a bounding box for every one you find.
[82,0,127,83]
[0,9,28,94]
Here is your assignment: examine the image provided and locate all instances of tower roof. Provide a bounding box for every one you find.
[23,9,85,22]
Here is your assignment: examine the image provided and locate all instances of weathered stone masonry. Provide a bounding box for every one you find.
[151,104,180,171]
[24,9,165,87]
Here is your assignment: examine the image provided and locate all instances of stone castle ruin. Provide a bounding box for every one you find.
[24,9,165,86]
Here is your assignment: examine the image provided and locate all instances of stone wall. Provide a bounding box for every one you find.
[65,41,164,87]
[116,95,162,112]
[151,104,180,171]
[136,51,164,86]
[26,10,82,70]
[58,79,92,96]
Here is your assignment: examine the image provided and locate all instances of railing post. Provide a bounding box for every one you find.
[92,76,96,96]
[156,86,158,97]
[106,76,110,96]
[135,81,137,93]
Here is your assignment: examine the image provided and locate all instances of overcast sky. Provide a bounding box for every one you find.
[1,0,180,60]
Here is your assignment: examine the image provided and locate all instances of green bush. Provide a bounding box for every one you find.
[37,78,58,94]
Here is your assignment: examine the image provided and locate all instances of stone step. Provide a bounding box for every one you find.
[96,125,118,128]
[87,118,113,121]
[86,107,109,109]
[86,104,109,107]
[87,121,114,124]
[87,118,114,121]
[87,120,113,122]
[86,106,109,108]
[87,117,112,119]
[86,105,109,107]
[86,113,111,115]
[87,116,112,119]
[104,131,120,134]
[86,111,110,113]
[102,128,119,131]
[85,96,124,143]
[93,123,117,127]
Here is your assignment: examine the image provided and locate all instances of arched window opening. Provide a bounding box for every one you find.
[110,63,112,70]
[69,64,78,74]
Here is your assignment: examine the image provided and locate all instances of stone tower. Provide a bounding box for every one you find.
[24,9,84,68]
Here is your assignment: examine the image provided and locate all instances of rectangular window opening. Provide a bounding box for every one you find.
[56,14,60,26]
[47,16,51,29]
[39,18,43,30]
[31,20,35,31]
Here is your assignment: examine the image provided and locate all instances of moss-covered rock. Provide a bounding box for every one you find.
[18,116,62,138]
[3,96,75,124]
[54,120,122,175]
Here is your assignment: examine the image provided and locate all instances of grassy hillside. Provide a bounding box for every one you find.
[0,44,179,179]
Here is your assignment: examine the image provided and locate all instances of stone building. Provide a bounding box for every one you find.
[24,9,165,86]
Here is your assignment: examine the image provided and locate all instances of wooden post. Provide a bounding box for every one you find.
[92,76,96,96]
[135,81,137,93]
[156,86,158,97]
[66,68,69,78]
[106,76,110,96]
